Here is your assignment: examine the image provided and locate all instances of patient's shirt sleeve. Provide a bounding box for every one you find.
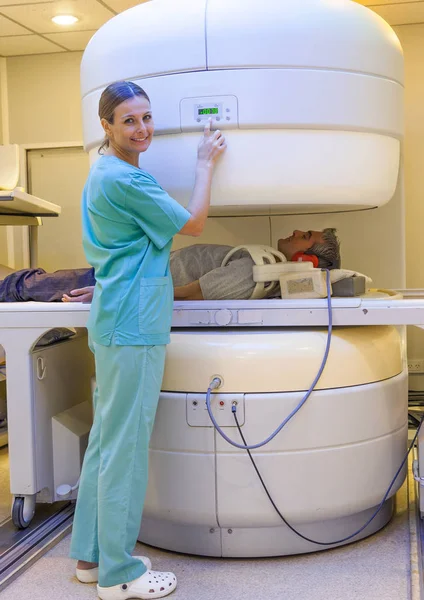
[125,171,191,250]
[199,256,257,300]
[170,244,234,286]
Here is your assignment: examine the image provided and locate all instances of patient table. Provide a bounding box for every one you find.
[4,294,424,527]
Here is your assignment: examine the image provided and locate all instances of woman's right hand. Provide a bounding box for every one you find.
[196,118,226,168]
[179,119,227,237]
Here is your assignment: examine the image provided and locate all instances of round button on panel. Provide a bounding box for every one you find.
[214,309,233,326]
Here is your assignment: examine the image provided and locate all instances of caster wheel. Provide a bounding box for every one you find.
[12,496,35,529]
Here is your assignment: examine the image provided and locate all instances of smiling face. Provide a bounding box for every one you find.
[101,95,154,166]
[277,230,324,259]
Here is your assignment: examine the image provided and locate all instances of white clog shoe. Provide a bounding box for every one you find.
[76,555,152,584]
[97,569,177,600]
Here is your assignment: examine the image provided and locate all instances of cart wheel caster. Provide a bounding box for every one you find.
[12,495,35,529]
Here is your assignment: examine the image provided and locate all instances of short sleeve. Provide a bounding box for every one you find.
[125,172,191,249]
[199,257,257,300]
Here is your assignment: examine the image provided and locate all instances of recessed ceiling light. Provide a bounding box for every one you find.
[52,15,79,25]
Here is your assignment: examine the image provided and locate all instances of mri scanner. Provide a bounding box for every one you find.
[5,0,424,559]
[76,0,417,557]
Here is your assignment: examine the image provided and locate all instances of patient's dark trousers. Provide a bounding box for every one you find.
[0,268,95,302]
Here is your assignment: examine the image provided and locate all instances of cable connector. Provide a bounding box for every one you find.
[209,376,223,390]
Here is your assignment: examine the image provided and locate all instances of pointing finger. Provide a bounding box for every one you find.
[204,118,212,135]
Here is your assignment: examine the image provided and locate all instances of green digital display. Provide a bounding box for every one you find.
[198,107,219,115]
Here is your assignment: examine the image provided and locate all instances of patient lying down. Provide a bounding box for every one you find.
[0,229,340,303]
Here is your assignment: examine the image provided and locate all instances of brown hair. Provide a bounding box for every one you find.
[98,81,150,154]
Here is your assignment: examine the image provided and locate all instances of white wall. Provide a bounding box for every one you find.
[7,52,83,145]
[0,59,6,265]
[395,24,424,295]
[0,58,4,145]
[27,147,90,271]
[0,58,12,267]
[0,52,84,269]
[393,24,424,387]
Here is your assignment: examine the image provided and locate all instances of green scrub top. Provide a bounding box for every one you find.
[82,155,191,346]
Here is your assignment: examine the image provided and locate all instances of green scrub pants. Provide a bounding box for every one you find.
[70,340,166,587]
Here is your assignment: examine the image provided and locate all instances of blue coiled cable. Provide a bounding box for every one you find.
[205,269,333,450]
[204,270,421,545]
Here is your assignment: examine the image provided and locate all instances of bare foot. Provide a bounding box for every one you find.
[77,560,98,570]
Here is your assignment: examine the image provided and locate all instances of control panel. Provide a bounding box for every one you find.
[187,393,245,428]
[180,95,238,132]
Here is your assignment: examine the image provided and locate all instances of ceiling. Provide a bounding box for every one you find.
[356,0,424,26]
[0,0,149,57]
[0,0,422,58]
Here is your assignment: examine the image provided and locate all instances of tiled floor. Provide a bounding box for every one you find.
[0,478,412,600]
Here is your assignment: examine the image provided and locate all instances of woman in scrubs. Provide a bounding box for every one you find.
[69,80,226,600]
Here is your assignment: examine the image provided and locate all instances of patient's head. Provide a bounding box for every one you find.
[278,228,341,269]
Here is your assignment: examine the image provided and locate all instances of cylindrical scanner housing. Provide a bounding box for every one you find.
[139,326,408,556]
[162,326,403,392]
[80,0,404,215]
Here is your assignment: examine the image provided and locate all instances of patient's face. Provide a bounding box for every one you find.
[277,230,324,259]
